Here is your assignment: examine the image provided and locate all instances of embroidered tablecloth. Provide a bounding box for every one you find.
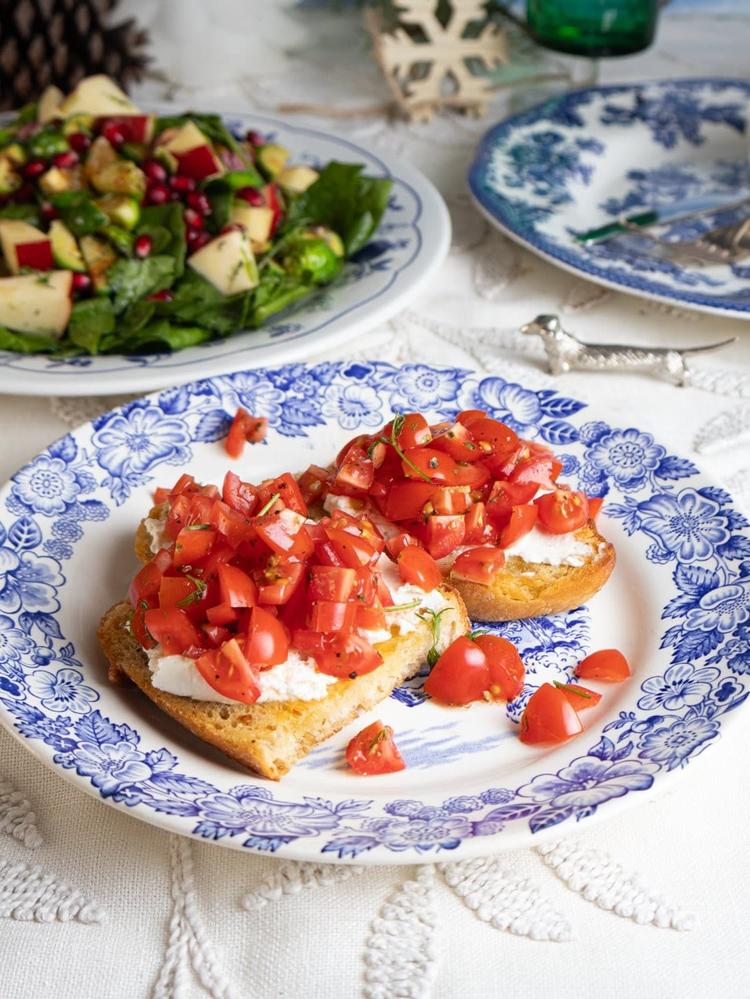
[2,3,750,997]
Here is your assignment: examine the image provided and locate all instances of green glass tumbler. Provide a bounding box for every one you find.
[526,0,659,57]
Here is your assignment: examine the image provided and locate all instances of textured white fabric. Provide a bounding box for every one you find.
[2,5,750,998]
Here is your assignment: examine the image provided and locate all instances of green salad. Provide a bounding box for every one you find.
[0,75,392,356]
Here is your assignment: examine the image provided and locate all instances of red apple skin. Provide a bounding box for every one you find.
[16,241,54,271]
[175,145,223,181]
[96,115,155,144]
[263,183,282,234]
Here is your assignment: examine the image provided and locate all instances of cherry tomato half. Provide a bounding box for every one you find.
[575,649,631,682]
[451,547,506,585]
[424,636,489,705]
[473,634,524,701]
[535,489,589,535]
[196,638,260,703]
[244,606,289,666]
[555,681,602,711]
[498,504,538,548]
[397,545,443,591]
[519,683,583,745]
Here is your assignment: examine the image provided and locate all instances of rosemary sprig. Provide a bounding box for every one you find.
[257,491,281,517]
[176,573,207,608]
[418,606,451,666]
[553,680,593,699]
[376,413,432,483]
[384,599,422,613]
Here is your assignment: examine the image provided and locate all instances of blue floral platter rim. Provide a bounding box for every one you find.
[468,77,750,318]
[0,360,747,864]
[0,110,450,396]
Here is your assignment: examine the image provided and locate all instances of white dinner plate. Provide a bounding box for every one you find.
[0,112,449,395]
[469,78,750,318]
[0,361,747,862]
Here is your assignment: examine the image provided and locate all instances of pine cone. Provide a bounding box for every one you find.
[0,0,150,110]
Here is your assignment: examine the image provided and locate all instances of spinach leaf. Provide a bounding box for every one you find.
[49,192,109,237]
[137,204,186,274]
[154,112,244,154]
[68,299,115,354]
[163,271,246,334]
[108,255,176,313]
[0,327,59,354]
[0,203,41,226]
[126,320,213,351]
[251,268,314,325]
[204,170,265,230]
[284,162,392,255]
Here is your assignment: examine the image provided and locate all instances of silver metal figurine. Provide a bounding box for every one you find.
[521,314,736,387]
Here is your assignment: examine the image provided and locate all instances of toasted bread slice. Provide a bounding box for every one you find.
[98,587,468,780]
[449,521,615,621]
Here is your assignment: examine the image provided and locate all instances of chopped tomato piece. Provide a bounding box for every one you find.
[217,564,257,608]
[535,489,589,534]
[555,681,602,710]
[202,623,231,648]
[222,471,259,517]
[448,462,491,488]
[402,447,457,483]
[158,575,204,612]
[255,508,306,554]
[424,636,489,705]
[257,559,305,605]
[244,606,289,666]
[397,545,442,591]
[463,503,497,546]
[345,721,406,775]
[324,526,377,568]
[308,566,357,602]
[422,513,465,559]
[429,486,472,515]
[394,413,432,449]
[128,548,172,606]
[314,632,383,678]
[451,546,506,585]
[519,683,583,744]
[195,638,260,703]
[384,481,434,521]
[456,409,486,427]
[575,649,631,682]
[498,504,538,548]
[355,604,387,632]
[430,421,482,462]
[385,531,421,561]
[473,634,524,700]
[486,480,539,524]
[206,602,238,626]
[467,417,518,461]
[258,472,307,516]
[144,607,203,655]
[298,464,331,506]
[333,445,375,495]
[131,600,155,649]
[169,473,197,496]
[509,446,562,491]
[173,527,216,567]
[308,600,357,633]
[225,408,267,459]
[587,496,603,519]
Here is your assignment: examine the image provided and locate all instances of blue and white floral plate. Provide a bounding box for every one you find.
[0,361,747,863]
[0,112,449,397]
[469,78,750,318]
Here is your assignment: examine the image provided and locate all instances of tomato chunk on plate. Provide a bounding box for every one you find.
[519,683,583,745]
[576,648,631,682]
[473,633,524,700]
[451,546,506,585]
[555,681,602,711]
[424,636,489,705]
[345,721,406,775]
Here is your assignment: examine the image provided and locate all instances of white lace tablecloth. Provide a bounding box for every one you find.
[3,4,750,997]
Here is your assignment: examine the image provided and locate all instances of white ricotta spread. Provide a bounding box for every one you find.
[147,646,337,705]
[144,509,168,554]
[504,526,591,567]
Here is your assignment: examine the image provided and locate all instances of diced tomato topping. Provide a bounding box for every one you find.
[206,602,238,626]
[421,513,465,559]
[195,639,260,703]
[324,526,377,568]
[451,546,506,585]
[463,502,497,546]
[448,461,491,488]
[576,649,631,682]
[535,489,589,534]
[456,409,486,427]
[158,574,203,612]
[244,606,289,666]
[519,683,583,744]
[308,566,357,602]
[298,464,331,506]
[222,471,259,517]
[555,681,602,710]
[209,501,255,548]
[129,548,172,606]
[225,408,267,459]
[333,445,375,496]
[308,600,357,633]
[255,508,306,554]
[144,607,203,656]
[401,447,457,483]
[431,421,483,462]
[424,636,490,705]
[259,472,307,516]
[173,527,216,567]
[385,531,421,561]
[313,632,383,678]
[345,721,406,775]
[467,417,518,461]
[397,545,442,591]
[217,564,257,608]
[355,604,387,632]
[587,496,603,519]
[429,486,471,515]
[473,634,524,700]
[498,504,538,549]
[394,413,432,450]
[384,481,434,521]
[257,559,305,605]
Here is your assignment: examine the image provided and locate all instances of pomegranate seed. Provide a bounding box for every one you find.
[149,289,174,302]
[102,122,125,147]
[53,150,79,169]
[134,234,153,259]
[146,183,170,206]
[236,186,265,207]
[187,191,211,215]
[40,201,58,222]
[183,208,204,230]
[143,159,168,183]
[170,174,196,194]
[24,159,46,179]
[246,130,265,146]
[72,272,92,295]
[187,228,210,252]
[68,131,91,153]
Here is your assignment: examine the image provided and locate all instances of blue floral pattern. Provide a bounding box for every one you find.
[0,361,748,859]
[469,78,750,316]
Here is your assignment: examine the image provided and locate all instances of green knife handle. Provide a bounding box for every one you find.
[575,210,659,243]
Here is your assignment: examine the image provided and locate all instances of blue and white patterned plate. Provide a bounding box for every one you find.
[0,362,747,863]
[0,112,449,397]
[469,78,750,318]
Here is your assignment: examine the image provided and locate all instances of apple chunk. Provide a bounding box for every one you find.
[230,204,274,250]
[188,228,258,295]
[0,220,51,274]
[0,271,73,337]
[175,145,224,181]
[59,75,140,117]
